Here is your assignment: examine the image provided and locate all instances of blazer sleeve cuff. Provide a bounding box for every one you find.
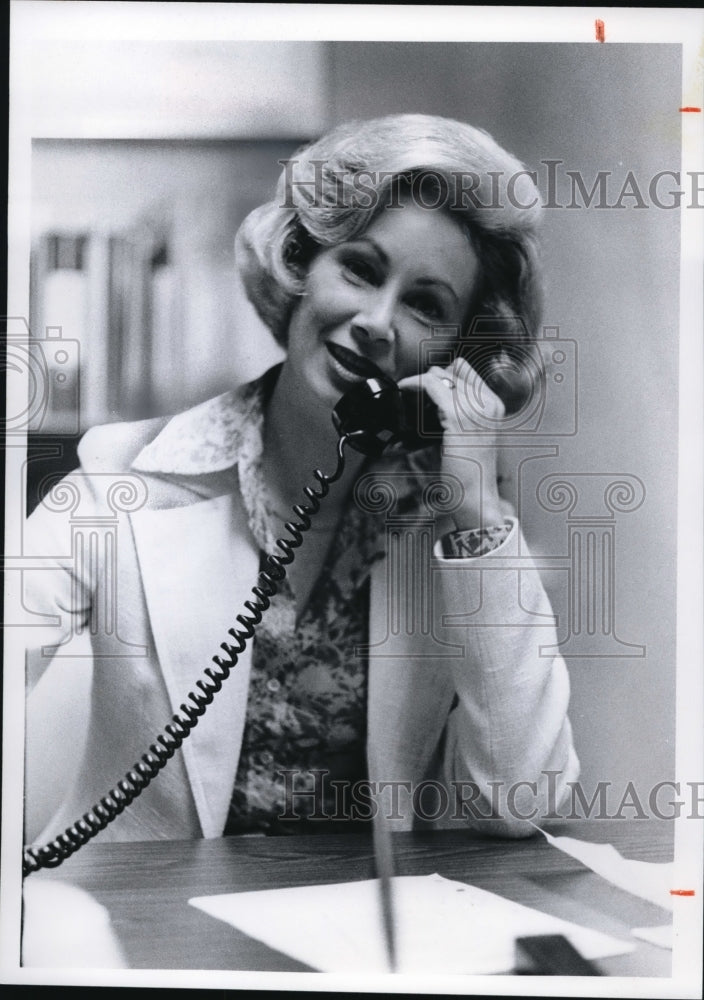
[434,516,520,562]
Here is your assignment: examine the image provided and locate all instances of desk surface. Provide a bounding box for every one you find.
[30,819,673,976]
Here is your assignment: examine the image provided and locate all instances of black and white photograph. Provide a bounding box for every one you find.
[3,3,703,996]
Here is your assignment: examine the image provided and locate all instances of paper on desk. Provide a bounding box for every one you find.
[189,873,635,974]
[533,826,674,911]
[632,925,673,950]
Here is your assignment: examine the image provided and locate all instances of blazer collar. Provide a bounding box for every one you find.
[126,371,283,837]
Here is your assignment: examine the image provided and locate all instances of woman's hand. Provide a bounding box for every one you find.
[397,356,506,530]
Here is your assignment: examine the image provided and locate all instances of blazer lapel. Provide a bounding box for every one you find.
[129,489,259,837]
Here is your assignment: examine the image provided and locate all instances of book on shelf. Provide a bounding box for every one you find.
[29,219,176,434]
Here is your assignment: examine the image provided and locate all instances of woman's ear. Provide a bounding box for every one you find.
[485,344,544,416]
[459,339,544,416]
[282,222,319,279]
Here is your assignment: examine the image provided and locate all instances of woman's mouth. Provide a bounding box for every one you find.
[325,342,387,384]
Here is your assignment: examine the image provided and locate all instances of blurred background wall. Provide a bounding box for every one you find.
[25,40,681,833]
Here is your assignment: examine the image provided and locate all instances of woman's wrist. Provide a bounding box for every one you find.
[451,500,504,533]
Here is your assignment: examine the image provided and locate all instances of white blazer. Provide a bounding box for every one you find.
[24,391,579,846]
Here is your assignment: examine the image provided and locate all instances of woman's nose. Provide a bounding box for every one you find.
[351,290,396,347]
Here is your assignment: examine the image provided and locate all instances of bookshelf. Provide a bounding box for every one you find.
[29,219,172,433]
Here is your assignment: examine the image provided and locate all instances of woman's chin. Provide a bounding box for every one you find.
[287,363,347,416]
[278,350,368,420]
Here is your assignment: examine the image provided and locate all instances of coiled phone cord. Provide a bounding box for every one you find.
[22,434,357,877]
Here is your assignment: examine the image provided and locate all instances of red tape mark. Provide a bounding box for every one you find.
[670,889,696,896]
[595,20,605,43]
[680,107,702,112]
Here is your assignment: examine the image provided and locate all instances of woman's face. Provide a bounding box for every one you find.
[284,201,481,407]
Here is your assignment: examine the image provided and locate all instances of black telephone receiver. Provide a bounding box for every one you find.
[22,377,439,876]
[332,375,443,457]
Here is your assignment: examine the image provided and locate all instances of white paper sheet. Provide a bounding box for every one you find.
[631,925,673,950]
[22,881,128,968]
[189,873,635,973]
[532,826,675,911]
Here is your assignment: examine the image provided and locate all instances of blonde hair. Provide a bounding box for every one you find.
[235,114,545,409]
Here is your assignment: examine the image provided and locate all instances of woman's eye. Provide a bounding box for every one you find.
[407,293,444,321]
[341,257,378,284]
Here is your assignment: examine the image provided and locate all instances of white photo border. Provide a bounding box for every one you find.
[3,4,703,997]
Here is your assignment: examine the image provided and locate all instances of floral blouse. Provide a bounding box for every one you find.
[224,518,384,835]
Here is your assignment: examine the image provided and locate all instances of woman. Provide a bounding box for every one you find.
[24,115,579,854]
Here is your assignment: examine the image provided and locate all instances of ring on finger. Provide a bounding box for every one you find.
[432,369,456,389]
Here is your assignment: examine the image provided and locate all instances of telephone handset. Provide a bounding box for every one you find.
[22,377,437,876]
[332,374,443,457]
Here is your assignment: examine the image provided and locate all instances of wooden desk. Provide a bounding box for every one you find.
[29,819,673,976]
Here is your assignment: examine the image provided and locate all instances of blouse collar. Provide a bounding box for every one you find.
[131,368,276,476]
